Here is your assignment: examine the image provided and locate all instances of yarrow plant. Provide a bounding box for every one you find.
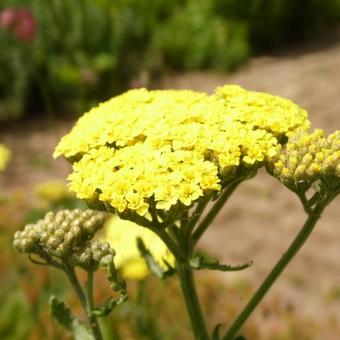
[14,85,339,339]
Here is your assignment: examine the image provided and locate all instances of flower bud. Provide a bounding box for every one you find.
[44,212,54,223]
[268,129,340,189]
[47,236,62,249]
[13,209,109,268]
[55,244,68,257]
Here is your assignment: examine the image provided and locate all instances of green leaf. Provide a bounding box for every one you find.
[0,289,33,340]
[91,261,128,317]
[106,262,127,296]
[92,296,126,317]
[212,323,222,340]
[137,237,175,279]
[49,296,94,340]
[190,256,252,272]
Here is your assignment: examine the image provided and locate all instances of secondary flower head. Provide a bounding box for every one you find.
[0,143,11,171]
[54,85,309,217]
[100,216,174,280]
[13,209,113,270]
[268,129,340,190]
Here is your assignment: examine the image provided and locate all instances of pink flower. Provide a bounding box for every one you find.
[13,9,36,42]
[0,8,16,29]
[0,7,36,43]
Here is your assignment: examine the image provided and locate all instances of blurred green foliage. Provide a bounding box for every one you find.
[0,289,34,340]
[0,0,339,121]
[216,0,340,51]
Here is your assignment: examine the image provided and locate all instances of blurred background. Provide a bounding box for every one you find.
[1,0,340,339]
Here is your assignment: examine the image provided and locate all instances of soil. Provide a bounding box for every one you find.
[1,40,340,337]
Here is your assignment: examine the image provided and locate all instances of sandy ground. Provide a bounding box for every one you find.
[1,40,340,336]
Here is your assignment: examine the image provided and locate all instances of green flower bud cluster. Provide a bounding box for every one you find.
[268,129,340,188]
[13,209,113,270]
[69,240,115,270]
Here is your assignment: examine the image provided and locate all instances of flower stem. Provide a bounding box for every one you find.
[86,270,104,340]
[157,228,186,261]
[192,177,244,245]
[222,200,327,340]
[64,265,87,311]
[64,265,103,340]
[86,271,95,313]
[176,261,210,340]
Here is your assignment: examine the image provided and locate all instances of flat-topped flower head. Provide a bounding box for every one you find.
[54,86,310,217]
[268,129,340,191]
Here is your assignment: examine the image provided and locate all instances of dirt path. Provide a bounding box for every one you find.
[1,41,340,337]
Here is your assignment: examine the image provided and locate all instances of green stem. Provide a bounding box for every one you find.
[64,265,103,340]
[86,271,95,314]
[64,265,87,311]
[183,197,210,238]
[179,197,211,262]
[177,261,210,340]
[192,178,244,245]
[122,212,184,260]
[156,228,186,261]
[86,271,104,340]
[222,201,327,340]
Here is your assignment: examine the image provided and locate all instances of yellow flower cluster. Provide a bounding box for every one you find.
[54,85,309,216]
[214,85,310,137]
[270,129,340,187]
[100,216,174,280]
[0,143,11,171]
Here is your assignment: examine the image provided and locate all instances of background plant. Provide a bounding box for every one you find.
[1,0,339,121]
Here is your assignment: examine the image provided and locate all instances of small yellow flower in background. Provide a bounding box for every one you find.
[54,85,310,217]
[34,180,75,203]
[0,143,11,171]
[100,215,174,280]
